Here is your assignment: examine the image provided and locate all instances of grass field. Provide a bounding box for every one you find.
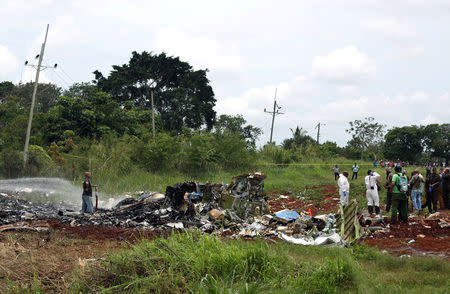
[69,231,449,294]
[93,162,427,212]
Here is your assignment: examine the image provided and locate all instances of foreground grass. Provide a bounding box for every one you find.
[70,231,449,294]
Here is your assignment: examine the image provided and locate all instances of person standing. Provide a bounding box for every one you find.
[438,168,445,209]
[386,164,392,181]
[373,160,378,168]
[333,165,340,180]
[365,170,381,217]
[81,172,97,214]
[409,169,425,214]
[390,166,408,224]
[427,167,441,213]
[338,171,350,207]
[384,172,393,212]
[442,168,450,209]
[426,163,431,178]
[423,176,432,213]
[351,162,360,180]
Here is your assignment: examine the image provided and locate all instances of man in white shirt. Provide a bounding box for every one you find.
[333,165,340,180]
[338,171,350,207]
[365,170,381,217]
[351,162,360,180]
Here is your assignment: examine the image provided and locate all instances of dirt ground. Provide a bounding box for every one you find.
[363,213,450,258]
[0,220,165,293]
[267,185,450,258]
[267,185,340,216]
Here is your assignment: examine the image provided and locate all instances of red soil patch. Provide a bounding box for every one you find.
[363,213,450,258]
[46,219,164,242]
[267,185,340,215]
[266,186,449,258]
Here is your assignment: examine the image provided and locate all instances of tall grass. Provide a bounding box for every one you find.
[71,232,450,294]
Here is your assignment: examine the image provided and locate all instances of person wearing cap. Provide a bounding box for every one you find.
[81,172,97,214]
[338,171,350,207]
[365,170,381,217]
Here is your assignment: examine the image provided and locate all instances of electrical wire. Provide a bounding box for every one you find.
[52,70,71,88]
[59,67,75,84]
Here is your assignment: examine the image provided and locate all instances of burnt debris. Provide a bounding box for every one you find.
[0,172,347,247]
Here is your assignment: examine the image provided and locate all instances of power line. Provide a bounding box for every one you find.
[52,70,71,88]
[59,67,75,84]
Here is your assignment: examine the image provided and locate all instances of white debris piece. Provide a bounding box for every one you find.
[166,222,184,229]
[279,232,344,246]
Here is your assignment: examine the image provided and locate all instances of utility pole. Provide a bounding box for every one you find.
[151,90,155,137]
[264,88,284,144]
[23,24,49,168]
[315,122,325,144]
[147,82,156,138]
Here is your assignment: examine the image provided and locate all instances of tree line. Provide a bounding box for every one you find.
[0,51,448,178]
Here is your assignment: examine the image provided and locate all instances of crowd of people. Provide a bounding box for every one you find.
[335,162,449,224]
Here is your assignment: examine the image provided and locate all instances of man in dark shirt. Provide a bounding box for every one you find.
[442,168,450,209]
[427,167,441,213]
[82,172,96,214]
[384,173,393,212]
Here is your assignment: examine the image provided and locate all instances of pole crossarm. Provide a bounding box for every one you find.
[263,88,284,144]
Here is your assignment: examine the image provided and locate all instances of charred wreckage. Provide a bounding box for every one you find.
[0,172,367,246]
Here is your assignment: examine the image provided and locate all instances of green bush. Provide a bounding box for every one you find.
[27,145,57,176]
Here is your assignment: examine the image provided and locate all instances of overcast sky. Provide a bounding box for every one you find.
[1,0,449,146]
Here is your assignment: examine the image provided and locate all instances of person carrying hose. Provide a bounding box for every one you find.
[81,172,97,214]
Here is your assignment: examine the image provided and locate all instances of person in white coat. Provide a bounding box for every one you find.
[365,170,381,217]
[338,171,350,206]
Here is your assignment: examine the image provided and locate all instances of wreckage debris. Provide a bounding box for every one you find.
[11,171,448,251]
[0,172,347,247]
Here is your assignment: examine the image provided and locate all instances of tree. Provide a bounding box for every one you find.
[0,81,14,99]
[43,84,153,144]
[422,124,450,163]
[11,82,61,113]
[282,126,316,150]
[383,126,423,162]
[346,117,385,160]
[214,114,262,149]
[93,51,216,132]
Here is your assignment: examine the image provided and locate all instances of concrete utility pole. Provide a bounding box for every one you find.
[147,81,156,138]
[23,24,49,168]
[315,122,325,144]
[264,88,284,144]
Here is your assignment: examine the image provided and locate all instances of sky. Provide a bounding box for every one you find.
[1,0,449,146]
